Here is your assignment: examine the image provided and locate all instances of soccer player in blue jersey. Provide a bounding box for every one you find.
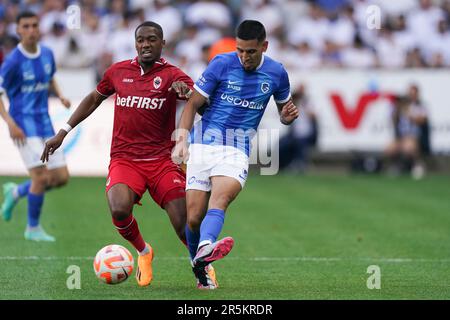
[172,20,299,289]
[0,11,71,241]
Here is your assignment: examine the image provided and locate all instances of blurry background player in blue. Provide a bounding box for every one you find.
[0,11,71,241]
[172,20,299,289]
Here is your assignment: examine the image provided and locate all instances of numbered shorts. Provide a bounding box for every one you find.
[18,137,66,170]
[185,144,249,192]
[106,157,186,208]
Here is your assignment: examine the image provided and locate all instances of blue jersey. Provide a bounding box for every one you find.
[0,44,56,138]
[192,52,291,156]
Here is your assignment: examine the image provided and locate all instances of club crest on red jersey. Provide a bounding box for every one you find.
[153,76,162,89]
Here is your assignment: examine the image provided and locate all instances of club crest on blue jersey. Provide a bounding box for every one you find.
[261,82,270,94]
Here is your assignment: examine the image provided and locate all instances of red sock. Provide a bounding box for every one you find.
[112,214,146,253]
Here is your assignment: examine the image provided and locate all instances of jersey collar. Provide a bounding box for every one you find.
[131,57,167,76]
[18,43,41,59]
[237,52,265,71]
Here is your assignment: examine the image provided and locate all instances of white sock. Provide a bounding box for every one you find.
[138,244,150,256]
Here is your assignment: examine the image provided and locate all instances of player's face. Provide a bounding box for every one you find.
[236,38,268,71]
[135,27,165,64]
[17,17,40,45]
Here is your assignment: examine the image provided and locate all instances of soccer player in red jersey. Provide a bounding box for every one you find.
[40,22,216,288]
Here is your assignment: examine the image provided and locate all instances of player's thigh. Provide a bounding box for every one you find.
[18,137,49,171]
[106,160,146,217]
[47,166,70,188]
[148,159,186,208]
[106,183,139,218]
[185,144,214,193]
[384,140,400,156]
[186,189,210,229]
[208,176,242,211]
[28,165,49,193]
[401,136,419,156]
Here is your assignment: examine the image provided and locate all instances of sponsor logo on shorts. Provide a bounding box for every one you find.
[188,176,210,186]
[238,169,248,180]
[173,178,182,184]
[106,177,111,186]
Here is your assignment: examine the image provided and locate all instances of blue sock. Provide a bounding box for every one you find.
[17,180,31,198]
[27,193,44,227]
[185,224,200,260]
[199,209,225,245]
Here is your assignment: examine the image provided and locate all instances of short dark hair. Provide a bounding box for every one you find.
[135,21,163,39]
[16,11,38,24]
[236,20,266,42]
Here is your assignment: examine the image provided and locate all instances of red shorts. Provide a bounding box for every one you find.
[106,157,186,208]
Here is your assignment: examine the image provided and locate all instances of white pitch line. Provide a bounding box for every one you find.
[1,256,450,263]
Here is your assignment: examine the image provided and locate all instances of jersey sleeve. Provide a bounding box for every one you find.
[193,55,224,99]
[0,54,19,94]
[96,65,116,97]
[273,65,291,104]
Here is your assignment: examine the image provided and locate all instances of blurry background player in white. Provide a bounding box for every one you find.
[172,20,299,289]
[0,11,71,241]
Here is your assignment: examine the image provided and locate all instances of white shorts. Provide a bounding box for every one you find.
[18,137,66,170]
[186,144,249,192]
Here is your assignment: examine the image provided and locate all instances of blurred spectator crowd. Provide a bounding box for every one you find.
[1,0,450,79]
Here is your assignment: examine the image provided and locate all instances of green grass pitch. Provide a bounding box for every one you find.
[0,173,449,299]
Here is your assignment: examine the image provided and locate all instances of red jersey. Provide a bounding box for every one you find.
[96,57,193,160]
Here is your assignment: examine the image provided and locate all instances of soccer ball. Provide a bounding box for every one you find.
[93,244,134,284]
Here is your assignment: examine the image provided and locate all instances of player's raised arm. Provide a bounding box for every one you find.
[171,90,207,163]
[277,99,300,125]
[40,90,107,163]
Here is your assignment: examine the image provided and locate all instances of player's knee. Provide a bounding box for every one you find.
[32,174,48,190]
[209,194,234,211]
[109,200,133,221]
[50,173,69,188]
[187,215,202,231]
[110,207,132,221]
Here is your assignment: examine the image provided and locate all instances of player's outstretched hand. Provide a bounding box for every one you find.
[171,141,190,165]
[280,100,300,124]
[60,97,71,109]
[41,132,66,163]
[169,81,192,99]
[8,122,26,147]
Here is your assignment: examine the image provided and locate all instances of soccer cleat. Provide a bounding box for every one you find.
[135,244,154,287]
[193,237,234,268]
[1,182,18,221]
[24,226,56,242]
[192,262,218,290]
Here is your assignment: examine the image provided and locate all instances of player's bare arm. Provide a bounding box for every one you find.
[168,81,193,99]
[277,99,299,125]
[49,78,71,109]
[0,94,26,146]
[171,90,207,163]
[41,90,107,162]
